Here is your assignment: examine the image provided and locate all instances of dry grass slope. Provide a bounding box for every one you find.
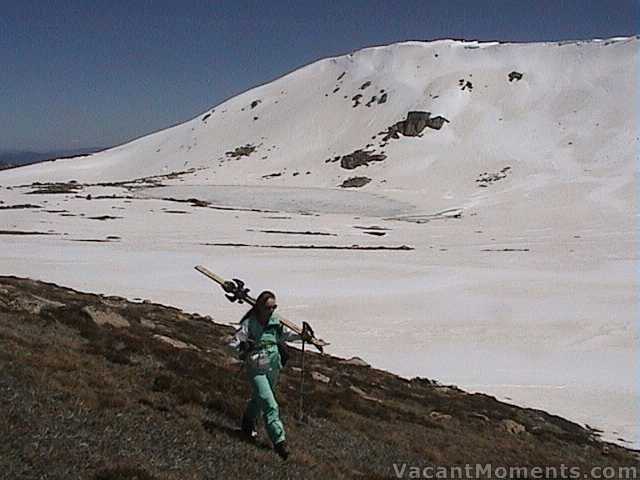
[0,276,637,479]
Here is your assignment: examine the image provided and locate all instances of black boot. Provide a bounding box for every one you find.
[241,413,257,441]
[274,440,289,460]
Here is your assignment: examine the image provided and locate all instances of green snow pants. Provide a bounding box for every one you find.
[244,349,285,445]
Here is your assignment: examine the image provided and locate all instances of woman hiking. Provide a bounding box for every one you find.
[229,290,312,460]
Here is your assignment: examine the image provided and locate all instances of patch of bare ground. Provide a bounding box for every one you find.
[200,243,413,251]
[0,230,57,236]
[0,276,636,479]
[26,182,84,194]
[246,229,337,236]
[87,215,122,221]
[0,204,41,210]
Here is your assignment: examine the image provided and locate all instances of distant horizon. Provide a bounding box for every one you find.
[2,0,638,152]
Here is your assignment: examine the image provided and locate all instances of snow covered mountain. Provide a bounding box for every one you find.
[0,37,637,447]
[3,37,637,211]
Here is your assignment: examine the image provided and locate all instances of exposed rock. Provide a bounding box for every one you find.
[140,318,156,329]
[12,294,65,315]
[225,144,256,159]
[339,150,386,170]
[82,306,130,328]
[339,176,371,188]
[501,419,527,434]
[377,93,388,104]
[430,411,452,421]
[379,111,449,142]
[475,167,511,186]
[351,94,363,107]
[349,385,381,403]
[365,96,377,107]
[508,71,523,82]
[153,334,199,351]
[88,215,121,221]
[311,371,331,384]
[353,225,390,231]
[359,81,372,90]
[459,79,473,91]
[250,99,261,109]
[336,71,346,81]
[340,356,370,367]
[262,172,282,179]
[469,412,490,421]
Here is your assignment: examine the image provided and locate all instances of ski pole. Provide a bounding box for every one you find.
[298,335,306,422]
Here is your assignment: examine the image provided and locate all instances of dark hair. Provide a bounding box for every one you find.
[241,290,275,322]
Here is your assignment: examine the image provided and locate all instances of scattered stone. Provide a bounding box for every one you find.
[336,71,346,81]
[508,71,523,82]
[475,167,511,186]
[351,94,363,107]
[153,334,199,351]
[311,371,331,384]
[339,149,387,170]
[250,99,261,109]
[501,419,527,435]
[262,172,283,179]
[333,87,340,93]
[339,356,370,367]
[82,306,130,328]
[225,144,256,159]
[469,412,490,422]
[349,385,381,403]
[339,176,371,188]
[202,112,211,122]
[12,294,65,315]
[359,81,372,90]
[459,79,473,91]
[378,93,388,104]
[430,411,452,421]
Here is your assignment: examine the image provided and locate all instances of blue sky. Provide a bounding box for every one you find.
[1,0,638,151]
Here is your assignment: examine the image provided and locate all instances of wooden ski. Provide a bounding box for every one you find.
[195,265,328,352]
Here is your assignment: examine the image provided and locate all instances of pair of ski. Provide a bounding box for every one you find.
[194,265,328,352]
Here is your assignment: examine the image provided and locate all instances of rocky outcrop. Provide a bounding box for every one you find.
[339,150,386,170]
[225,144,256,158]
[379,111,449,142]
[339,176,371,188]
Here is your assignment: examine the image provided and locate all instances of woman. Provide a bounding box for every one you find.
[229,290,310,460]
